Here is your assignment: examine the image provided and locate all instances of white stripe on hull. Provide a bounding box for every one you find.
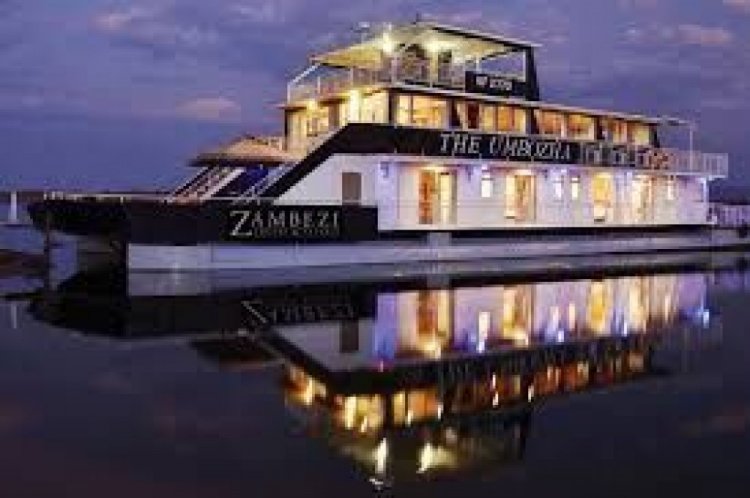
[127,229,750,271]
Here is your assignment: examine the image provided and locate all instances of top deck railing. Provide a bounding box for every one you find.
[288,62,482,102]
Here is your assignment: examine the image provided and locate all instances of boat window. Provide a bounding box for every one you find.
[396,94,447,128]
[498,106,527,134]
[480,169,494,198]
[504,173,535,221]
[571,174,581,201]
[629,122,651,146]
[304,101,331,137]
[601,118,628,144]
[361,92,388,123]
[419,169,457,224]
[553,173,564,200]
[454,100,481,130]
[480,105,497,132]
[535,110,565,137]
[341,171,362,205]
[592,173,614,222]
[567,114,596,141]
[666,176,676,202]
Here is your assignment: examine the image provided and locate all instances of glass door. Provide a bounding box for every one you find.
[419,169,456,225]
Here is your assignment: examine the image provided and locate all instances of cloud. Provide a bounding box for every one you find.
[675,24,733,47]
[177,96,241,122]
[93,6,220,54]
[724,0,750,13]
[93,7,153,33]
[229,2,290,25]
[626,23,734,48]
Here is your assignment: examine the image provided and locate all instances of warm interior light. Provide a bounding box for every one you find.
[303,379,315,405]
[347,89,362,122]
[344,396,357,429]
[382,33,395,54]
[306,99,318,111]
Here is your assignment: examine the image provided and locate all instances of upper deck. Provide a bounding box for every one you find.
[288,21,541,103]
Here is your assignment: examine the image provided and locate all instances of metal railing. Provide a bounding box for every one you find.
[288,62,478,102]
[709,203,750,228]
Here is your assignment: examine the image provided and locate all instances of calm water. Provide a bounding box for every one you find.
[1,238,750,497]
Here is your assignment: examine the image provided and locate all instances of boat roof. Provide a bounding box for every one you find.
[312,21,540,71]
[191,136,299,167]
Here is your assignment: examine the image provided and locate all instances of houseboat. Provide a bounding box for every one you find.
[29,21,736,270]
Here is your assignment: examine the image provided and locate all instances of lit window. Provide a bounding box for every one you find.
[630,123,651,146]
[602,118,628,143]
[535,110,564,137]
[567,114,595,140]
[480,169,493,198]
[553,174,564,200]
[505,174,518,219]
[498,106,527,134]
[396,94,447,128]
[570,175,581,201]
[666,177,676,201]
[480,105,497,132]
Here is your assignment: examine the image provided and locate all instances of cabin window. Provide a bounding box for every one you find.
[342,172,362,205]
[602,118,628,143]
[535,110,565,137]
[498,106,527,134]
[592,173,614,222]
[419,169,456,224]
[553,173,564,200]
[360,91,388,123]
[454,101,481,129]
[480,105,497,132]
[567,114,596,141]
[480,169,494,198]
[630,123,651,146]
[305,102,331,137]
[571,175,581,201]
[666,177,676,201]
[631,175,654,222]
[504,173,535,222]
[397,94,447,128]
[287,110,306,152]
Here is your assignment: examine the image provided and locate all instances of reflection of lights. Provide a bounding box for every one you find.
[556,330,565,343]
[437,402,444,420]
[417,443,435,473]
[492,392,499,407]
[303,379,315,405]
[527,385,535,401]
[344,396,357,430]
[375,438,388,475]
[360,416,369,433]
[701,309,711,328]
[491,374,497,389]
[406,409,414,426]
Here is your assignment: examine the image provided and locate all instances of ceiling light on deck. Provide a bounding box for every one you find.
[382,32,395,54]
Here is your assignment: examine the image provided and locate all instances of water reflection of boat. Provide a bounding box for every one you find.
[24,257,726,484]
[280,334,660,482]
[28,251,730,340]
